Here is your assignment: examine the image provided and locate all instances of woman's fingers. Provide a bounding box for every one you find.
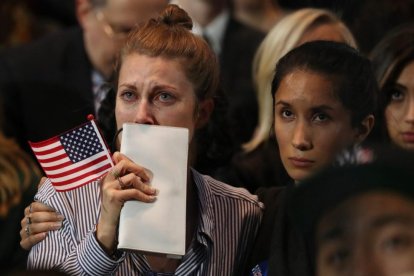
[24,201,56,216]
[20,202,64,250]
[20,232,47,251]
[119,173,158,194]
[102,174,157,204]
[112,152,153,183]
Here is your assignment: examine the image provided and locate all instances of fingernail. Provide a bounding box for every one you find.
[52,222,62,229]
[57,214,65,220]
[153,189,159,196]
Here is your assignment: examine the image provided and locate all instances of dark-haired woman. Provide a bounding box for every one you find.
[248,40,377,275]
[370,24,414,151]
[26,5,262,275]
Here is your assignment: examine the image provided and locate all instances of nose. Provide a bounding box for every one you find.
[291,120,312,151]
[134,100,155,125]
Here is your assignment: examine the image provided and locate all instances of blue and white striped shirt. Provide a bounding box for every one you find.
[28,169,263,275]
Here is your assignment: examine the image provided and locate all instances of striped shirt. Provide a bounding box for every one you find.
[28,169,263,275]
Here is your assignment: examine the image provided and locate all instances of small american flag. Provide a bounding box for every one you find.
[29,119,114,192]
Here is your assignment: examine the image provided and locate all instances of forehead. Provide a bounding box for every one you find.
[317,192,414,240]
[397,61,414,86]
[119,54,192,88]
[276,69,341,107]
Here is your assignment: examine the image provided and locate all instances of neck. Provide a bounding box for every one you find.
[182,0,226,27]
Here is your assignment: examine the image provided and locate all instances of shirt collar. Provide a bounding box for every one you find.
[197,10,230,56]
[191,168,215,246]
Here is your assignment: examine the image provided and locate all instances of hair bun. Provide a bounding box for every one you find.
[158,4,193,30]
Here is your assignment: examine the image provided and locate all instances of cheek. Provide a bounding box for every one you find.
[274,123,289,148]
[385,105,401,129]
[115,103,132,129]
[274,123,293,163]
[316,126,356,159]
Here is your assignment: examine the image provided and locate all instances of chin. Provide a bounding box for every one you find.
[289,171,312,184]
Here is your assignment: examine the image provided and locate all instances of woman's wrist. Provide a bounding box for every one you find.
[96,221,118,255]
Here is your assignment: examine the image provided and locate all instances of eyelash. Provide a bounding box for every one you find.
[278,109,331,123]
[326,248,350,267]
[280,109,294,119]
[120,90,135,101]
[313,113,330,122]
[155,92,175,103]
[388,89,405,102]
[119,90,176,106]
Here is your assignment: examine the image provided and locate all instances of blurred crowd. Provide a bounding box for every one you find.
[0,0,413,275]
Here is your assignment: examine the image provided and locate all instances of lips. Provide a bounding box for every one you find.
[402,132,414,143]
[288,157,315,168]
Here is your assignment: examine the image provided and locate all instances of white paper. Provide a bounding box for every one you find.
[117,123,189,256]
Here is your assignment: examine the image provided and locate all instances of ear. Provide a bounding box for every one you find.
[195,98,214,129]
[354,114,375,144]
[75,0,93,28]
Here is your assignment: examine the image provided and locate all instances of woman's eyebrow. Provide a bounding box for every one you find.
[371,214,414,229]
[274,100,290,107]
[310,105,335,112]
[318,226,346,246]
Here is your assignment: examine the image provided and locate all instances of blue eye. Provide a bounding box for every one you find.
[154,92,176,106]
[158,92,173,102]
[120,91,136,101]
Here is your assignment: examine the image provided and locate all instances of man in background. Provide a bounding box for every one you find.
[0,0,168,154]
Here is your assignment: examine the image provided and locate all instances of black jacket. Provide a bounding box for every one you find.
[0,27,96,154]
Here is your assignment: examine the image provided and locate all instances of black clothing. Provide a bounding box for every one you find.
[0,27,114,154]
[246,184,313,276]
[220,17,264,149]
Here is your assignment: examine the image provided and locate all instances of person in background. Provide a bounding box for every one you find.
[0,132,41,273]
[172,0,265,150]
[230,0,287,33]
[290,146,414,276]
[0,0,168,155]
[370,24,414,151]
[26,5,262,275]
[247,40,376,275]
[228,8,357,193]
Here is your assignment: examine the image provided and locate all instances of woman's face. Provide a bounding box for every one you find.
[274,69,360,182]
[385,61,414,150]
[115,53,210,144]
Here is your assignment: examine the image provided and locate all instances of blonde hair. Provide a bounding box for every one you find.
[243,8,357,152]
[0,134,41,217]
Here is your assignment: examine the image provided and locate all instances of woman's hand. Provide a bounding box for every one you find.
[20,177,65,250]
[96,152,157,253]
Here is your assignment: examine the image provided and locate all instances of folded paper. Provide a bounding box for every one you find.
[118,123,189,257]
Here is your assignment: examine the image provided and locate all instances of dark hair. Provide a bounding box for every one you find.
[271,40,378,129]
[369,24,414,142]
